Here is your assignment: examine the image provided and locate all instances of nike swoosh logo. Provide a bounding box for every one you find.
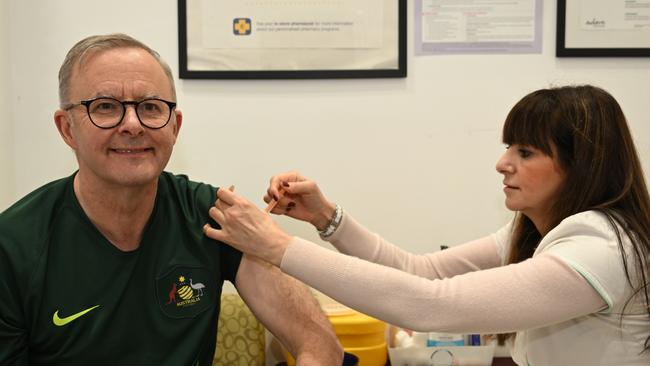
[52,305,100,326]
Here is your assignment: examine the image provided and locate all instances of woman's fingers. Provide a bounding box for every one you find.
[217,186,237,205]
[208,206,226,226]
[215,198,230,211]
[203,223,223,242]
[204,206,226,242]
[204,188,291,266]
[281,180,317,195]
[268,171,303,201]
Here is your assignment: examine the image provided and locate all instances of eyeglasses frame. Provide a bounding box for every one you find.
[63,96,177,130]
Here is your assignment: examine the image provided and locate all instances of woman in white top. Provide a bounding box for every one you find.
[204,85,650,365]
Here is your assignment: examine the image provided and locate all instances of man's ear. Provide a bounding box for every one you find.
[172,109,183,139]
[54,109,78,150]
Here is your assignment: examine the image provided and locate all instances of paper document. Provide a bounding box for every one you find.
[580,0,650,30]
[421,0,536,43]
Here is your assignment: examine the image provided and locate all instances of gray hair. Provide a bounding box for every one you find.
[58,33,176,106]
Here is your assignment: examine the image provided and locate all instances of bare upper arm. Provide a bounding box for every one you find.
[234,255,339,360]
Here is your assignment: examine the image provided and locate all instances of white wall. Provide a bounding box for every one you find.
[5,0,650,255]
[0,0,14,210]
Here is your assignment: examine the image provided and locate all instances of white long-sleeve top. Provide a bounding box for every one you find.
[280,210,650,365]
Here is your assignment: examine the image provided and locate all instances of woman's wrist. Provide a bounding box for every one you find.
[268,230,293,267]
[311,202,337,231]
[317,204,343,239]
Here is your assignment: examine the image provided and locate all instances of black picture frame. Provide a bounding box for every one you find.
[178,0,407,79]
[557,0,650,57]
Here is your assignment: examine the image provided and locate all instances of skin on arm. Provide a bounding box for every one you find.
[234,254,343,365]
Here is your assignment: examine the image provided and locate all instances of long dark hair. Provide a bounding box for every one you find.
[498,85,650,351]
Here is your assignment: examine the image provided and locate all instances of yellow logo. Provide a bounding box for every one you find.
[233,18,252,35]
[52,305,100,326]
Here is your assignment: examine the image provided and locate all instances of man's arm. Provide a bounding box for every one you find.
[235,254,343,365]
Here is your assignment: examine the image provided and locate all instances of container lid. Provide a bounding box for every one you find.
[328,311,386,335]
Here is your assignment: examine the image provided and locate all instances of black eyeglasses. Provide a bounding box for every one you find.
[63,97,177,129]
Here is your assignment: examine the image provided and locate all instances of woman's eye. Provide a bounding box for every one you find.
[518,149,532,158]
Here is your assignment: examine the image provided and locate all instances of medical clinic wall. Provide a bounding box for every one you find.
[1,1,14,210]
[3,1,650,258]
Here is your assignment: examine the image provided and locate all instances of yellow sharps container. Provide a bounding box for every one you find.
[286,295,387,366]
[329,310,387,365]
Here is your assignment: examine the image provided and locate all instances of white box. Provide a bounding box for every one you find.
[388,345,495,366]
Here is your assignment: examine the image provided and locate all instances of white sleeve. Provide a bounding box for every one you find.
[281,237,606,334]
[326,213,505,278]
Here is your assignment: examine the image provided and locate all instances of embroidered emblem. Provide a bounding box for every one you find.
[166,275,207,308]
[157,266,214,318]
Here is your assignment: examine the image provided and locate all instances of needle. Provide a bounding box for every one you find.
[264,188,285,213]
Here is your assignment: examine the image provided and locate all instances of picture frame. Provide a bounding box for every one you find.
[556,0,650,57]
[178,0,407,79]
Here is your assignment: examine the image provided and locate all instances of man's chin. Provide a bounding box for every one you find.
[116,172,161,187]
[100,168,163,188]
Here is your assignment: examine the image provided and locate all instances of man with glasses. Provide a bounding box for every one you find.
[0,34,342,365]
[63,97,178,130]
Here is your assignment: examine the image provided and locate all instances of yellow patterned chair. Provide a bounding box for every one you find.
[213,293,266,366]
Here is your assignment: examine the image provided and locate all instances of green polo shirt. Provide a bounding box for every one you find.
[0,172,242,365]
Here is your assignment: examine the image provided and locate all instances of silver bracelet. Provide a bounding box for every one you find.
[318,205,343,239]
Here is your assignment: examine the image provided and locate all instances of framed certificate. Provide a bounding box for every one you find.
[557,0,650,57]
[178,0,407,79]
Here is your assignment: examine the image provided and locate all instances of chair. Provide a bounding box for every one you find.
[213,293,265,366]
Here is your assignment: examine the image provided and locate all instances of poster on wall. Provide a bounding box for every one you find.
[557,0,650,57]
[415,0,543,55]
[178,0,407,79]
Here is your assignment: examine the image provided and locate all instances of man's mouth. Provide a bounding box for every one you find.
[110,147,152,154]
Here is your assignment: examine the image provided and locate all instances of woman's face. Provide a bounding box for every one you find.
[496,144,566,231]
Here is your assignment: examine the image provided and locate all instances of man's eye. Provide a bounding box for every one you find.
[91,101,119,114]
[142,103,157,111]
[140,101,163,113]
[97,103,115,110]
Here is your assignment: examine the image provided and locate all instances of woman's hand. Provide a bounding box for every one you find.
[204,187,292,267]
[265,171,336,231]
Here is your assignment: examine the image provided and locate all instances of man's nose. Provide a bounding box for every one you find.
[118,105,144,135]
